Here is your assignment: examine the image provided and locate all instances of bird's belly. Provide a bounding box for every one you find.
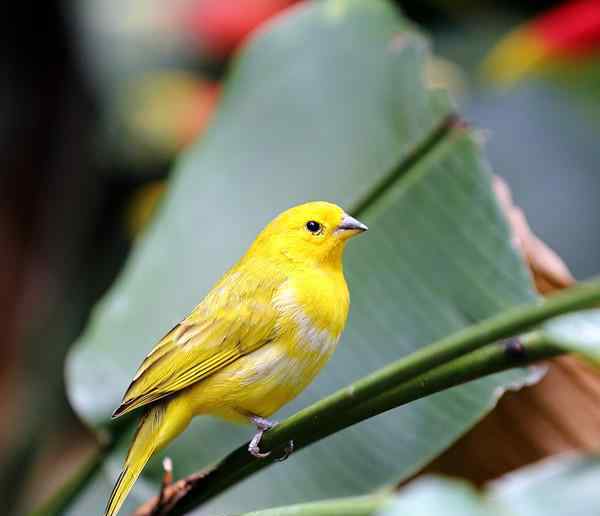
[186,333,338,422]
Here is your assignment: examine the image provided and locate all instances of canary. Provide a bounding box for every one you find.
[105,201,367,516]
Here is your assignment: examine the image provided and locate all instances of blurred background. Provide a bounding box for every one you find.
[2,0,599,513]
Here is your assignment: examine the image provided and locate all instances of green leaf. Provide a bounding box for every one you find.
[64,0,537,513]
[538,309,600,363]
[380,478,488,516]
[379,454,600,516]
[66,0,451,428]
[488,454,600,516]
[168,454,600,516]
[234,494,390,516]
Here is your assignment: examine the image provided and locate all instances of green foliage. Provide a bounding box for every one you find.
[381,478,488,516]
[540,309,600,363]
[381,454,600,516]
[237,494,389,516]
[60,1,547,514]
[231,453,600,516]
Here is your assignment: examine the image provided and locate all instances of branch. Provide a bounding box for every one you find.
[137,334,558,516]
[136,279,600,516]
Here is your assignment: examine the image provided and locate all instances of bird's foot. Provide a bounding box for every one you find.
[248,439,271,459]
[250,415,277,431]
[248,415,277,459]
[247,415,294,460]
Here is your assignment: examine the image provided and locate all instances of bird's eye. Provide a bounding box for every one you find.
[305,220,322,234]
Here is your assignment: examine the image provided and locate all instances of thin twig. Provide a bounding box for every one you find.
[149,458,174,516]
[134,466,214,516]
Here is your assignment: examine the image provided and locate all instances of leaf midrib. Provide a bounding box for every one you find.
[351,112,458,217]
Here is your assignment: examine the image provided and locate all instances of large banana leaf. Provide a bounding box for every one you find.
[540,309,600,363]
[231,454,600,516]
[65,1,537,514]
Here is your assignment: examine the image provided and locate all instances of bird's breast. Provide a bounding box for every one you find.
[273,274,348,358]
[187,275,349,420]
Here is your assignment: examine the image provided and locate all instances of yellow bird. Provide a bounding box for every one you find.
[105,201,367,516]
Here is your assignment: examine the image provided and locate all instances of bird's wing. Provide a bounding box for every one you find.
[112,265,284,418]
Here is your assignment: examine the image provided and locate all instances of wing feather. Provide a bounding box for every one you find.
[113,264,284,418]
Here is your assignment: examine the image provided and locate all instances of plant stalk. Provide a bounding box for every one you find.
[165,331,563,515]
[40,280,600,516]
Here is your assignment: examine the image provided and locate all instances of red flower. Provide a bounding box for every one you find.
[483,0,600,84]
[532,0,600,57]
[183,0,302,58]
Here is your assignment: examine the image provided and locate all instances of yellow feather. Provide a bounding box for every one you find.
[105,399,191,516]
[106,201,367,514]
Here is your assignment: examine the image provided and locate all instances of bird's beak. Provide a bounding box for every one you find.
[336,213,368,235]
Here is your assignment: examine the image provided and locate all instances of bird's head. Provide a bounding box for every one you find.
[249,201,368,268]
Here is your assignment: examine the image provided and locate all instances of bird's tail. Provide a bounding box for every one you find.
[105,400,191,516]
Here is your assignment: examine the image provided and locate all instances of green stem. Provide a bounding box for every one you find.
[327,331,559,438]
[233,494,390,516]
[28,446,104,516]
[168,330,563,515]
[45,280,599,516]
[30,406,135,515]
[165,279,600,515]
[266,280,600,444]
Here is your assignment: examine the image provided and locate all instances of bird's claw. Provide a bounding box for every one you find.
[275,440,294,462]
[248,415,293,461]
[248,443,271,459]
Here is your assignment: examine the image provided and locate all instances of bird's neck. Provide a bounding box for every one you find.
[245,235,347,272]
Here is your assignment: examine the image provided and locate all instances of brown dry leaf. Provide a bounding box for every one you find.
[492,175,575,294]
